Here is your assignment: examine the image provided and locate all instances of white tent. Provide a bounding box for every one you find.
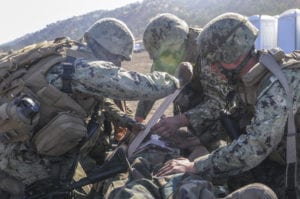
[248,15,278,50]
[278,9,300,53]
[248,9,300,53]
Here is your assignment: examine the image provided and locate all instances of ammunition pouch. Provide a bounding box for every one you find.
[0,96,40,142]
[33,112,87,156]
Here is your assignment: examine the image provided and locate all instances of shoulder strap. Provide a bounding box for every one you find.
[259,53,297,199]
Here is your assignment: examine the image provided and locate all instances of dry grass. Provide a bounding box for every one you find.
[122,51,174,122]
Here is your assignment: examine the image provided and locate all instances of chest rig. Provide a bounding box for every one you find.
[0,37,100,156]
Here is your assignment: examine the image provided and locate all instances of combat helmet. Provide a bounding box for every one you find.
[143,13,189,60]
[198,12,258,64]
[85,18,134,60]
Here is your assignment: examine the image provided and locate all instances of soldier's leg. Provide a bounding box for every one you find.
[224,183,277,199]
[107,178,160,199]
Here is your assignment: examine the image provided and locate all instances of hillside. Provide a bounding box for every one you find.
[0,0,299,51]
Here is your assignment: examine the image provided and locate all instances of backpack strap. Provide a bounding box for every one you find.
[61,57,76,93]
[259,52,297,199]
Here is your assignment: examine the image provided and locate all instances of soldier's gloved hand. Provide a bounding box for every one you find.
[175,62,193,88]
[128,119,145,133]
[151,113,189,138]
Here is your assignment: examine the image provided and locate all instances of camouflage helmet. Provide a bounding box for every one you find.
[143,13,189,59]
[198,12,258,64]
[85,18,134,60]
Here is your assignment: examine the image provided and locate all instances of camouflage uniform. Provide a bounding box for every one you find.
[104,156,277,199]
[101,14,233,199]
[0,18,179,198]
[103,13,281,199]
[194,12,300,198]
[48,58,178,101]
[135,13,230,151]
[135,13,201,120]
[193,59,300,198]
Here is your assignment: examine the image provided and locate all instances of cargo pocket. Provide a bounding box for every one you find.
[33,112,87,156]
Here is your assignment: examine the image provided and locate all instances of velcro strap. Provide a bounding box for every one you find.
[61,59,75,93]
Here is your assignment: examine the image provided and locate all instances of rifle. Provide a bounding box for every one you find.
[24,146,129,199]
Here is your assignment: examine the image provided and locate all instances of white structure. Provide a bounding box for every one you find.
[248,9,300,53]
[248,15,278,50]
[278,9,300,53]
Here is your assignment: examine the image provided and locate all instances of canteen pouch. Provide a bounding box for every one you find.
[33,112,87,156]
[0,97,40,142]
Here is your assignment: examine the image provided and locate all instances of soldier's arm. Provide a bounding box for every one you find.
[135,100,156,122]
[184,97,223,134]
[72,60,179,101]
[193,80,288,178]
[103,98,137,129]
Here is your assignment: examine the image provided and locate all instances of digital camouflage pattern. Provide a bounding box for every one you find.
[103,148,219,199]
[136,12,189,118]
[0,18,182,198]
[103,148,180,198]
[136,22,201,119]
[184,63,232,148]
[143,13,189,62]
[198,12,258,64]
[104,156,277,199]
[47,58,178,101]
[193,57,300,198]
[85,18,134,60]
[136,13,231,149]
[193,12,300,198]
[0,141,77,185]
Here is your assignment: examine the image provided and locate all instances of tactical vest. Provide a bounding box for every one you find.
[0,37,99,156]
[238,48,300,165]
[240,49,300,103]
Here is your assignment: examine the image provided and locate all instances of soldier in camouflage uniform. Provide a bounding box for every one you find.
[100,14,276,199]
[0,18,181,198]
[104,157,277,199]
[135,13,230,157]
[155,12,300,198]
[135,13,204,122]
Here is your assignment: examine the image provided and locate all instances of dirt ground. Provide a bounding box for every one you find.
[122,50,174,122]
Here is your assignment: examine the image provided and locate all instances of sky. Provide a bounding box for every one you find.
[0,0,141,44]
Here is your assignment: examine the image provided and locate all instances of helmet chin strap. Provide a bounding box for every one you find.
[216,48,256,84]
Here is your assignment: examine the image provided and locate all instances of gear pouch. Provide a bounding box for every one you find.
[0,99,40,142]
[33,112,87,156]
